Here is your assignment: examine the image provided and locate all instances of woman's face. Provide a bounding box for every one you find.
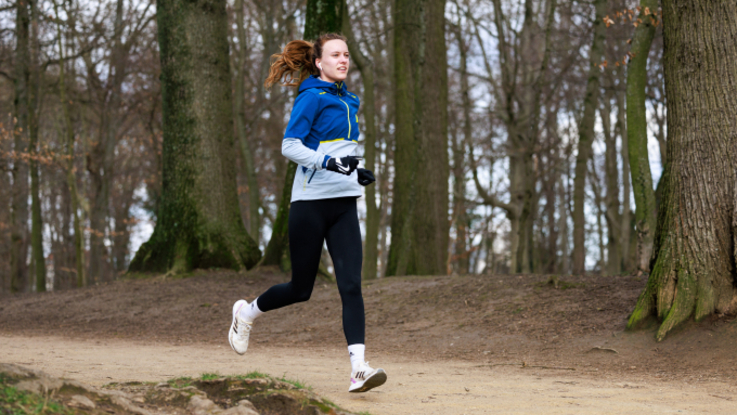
[316,39,350,84]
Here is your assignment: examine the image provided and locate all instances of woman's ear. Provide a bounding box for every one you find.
[316,60,322,71]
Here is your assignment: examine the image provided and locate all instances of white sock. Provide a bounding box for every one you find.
[348,344,365,373]
[239,298,264,322]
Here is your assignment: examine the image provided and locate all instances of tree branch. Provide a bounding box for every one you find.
[467,139,517,218]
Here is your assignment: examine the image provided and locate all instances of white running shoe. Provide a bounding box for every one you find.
[348,362,387,393]
[228,299,252,355]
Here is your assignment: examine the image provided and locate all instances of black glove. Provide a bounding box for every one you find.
[326,156,360,175]
[357,168,375,186]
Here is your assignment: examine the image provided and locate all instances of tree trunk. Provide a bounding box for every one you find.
[340,0,380,279]
[626,0,658,274]
[128,0,260,274]
[449,18,470,275]
[53,0,85,287]
[627,0,737,340]
[29,118,45,293]
[572,0,607,275]
[111,185,133,274]
[558,175,570,274]
[87,0,126,283]
[601,88,621,275]
[27,0,45,292]
[615,79,633,272]
[11,0,31,293]
[233,0,260,246]
[386,0,449,276]
[260,0,343,269]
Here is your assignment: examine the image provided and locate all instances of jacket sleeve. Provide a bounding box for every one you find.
[282,137,330,170]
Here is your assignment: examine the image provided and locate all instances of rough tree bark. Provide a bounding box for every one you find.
[128,0,261,274]
[260,0,343,269]
[386,0,449,276]
[626,0,658,274]
[627,0,737,340]
[572,0,606,275]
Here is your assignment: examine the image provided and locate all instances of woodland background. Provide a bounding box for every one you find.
[0,0,666,292]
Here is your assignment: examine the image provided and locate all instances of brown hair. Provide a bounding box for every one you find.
[264,33,347,89]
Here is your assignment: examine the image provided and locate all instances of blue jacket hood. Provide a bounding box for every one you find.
[299,75,348,95]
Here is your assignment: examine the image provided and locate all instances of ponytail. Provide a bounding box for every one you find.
[264,33,348,89]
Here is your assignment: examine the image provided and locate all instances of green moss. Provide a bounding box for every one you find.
[200,373,220,381]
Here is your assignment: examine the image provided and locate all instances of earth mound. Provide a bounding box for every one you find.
[0,363,358,415]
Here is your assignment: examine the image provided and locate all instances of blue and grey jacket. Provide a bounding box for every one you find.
[282,75,362,202]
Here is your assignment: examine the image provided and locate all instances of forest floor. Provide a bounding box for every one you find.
[2,269,737,414]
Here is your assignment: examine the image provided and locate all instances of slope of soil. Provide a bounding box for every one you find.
[2,269,737,383]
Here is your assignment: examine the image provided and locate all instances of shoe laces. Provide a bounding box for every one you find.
[234,316,252,339]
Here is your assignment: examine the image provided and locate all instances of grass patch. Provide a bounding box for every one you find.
[277,373,310,390]
[235,371,270,380]
[167,376,193,388]
[200,373,220,381]
[0,376,70,415]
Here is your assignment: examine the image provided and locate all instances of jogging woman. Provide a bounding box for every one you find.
[228,33,386,393]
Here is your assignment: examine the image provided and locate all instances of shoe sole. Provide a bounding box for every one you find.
[229,300,247,355]
[349,369,387,393]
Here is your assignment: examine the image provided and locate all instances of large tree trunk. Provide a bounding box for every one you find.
[627,0,737,341]
[11,0,32,293]
[260,0,343,269]
[341,0,380,279]
[626,0,658,274]
[572,0,607,275]
[128,0,260,274]
[386,0,449,276]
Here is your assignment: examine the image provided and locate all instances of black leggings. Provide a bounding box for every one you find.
[256,197,365,345]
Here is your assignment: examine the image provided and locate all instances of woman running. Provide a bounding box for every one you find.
[228,33,386,393]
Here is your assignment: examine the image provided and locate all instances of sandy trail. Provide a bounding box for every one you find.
[1,335,733,414]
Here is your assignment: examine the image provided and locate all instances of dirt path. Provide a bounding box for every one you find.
[2,335,734,414]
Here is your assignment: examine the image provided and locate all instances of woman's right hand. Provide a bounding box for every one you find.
[326,156,360,175]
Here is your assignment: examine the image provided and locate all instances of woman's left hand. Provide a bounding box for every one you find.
[357,168,375,186]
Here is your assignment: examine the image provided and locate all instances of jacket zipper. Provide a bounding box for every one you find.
[338,97,351,140]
